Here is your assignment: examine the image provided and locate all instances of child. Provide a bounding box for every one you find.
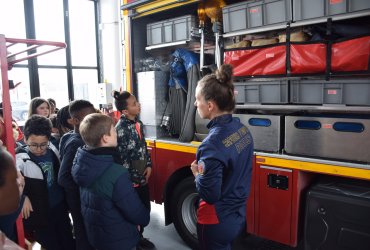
[72,113,150,250]
[28,97,50,118]
[15,115,75,250]
[0,146,23,249]
[56,105,74,138]
[113,91,155,249]
[0,146,20,216]
[58,100,96,250]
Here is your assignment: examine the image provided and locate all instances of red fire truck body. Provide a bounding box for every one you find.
[121,1,370,249]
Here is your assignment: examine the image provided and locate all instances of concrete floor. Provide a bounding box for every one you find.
[143,202,191,250]
[33,202,298,250]
[144,203,299,250]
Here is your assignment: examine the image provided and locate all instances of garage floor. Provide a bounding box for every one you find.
[144,203,300,250]
[32,202,300,250]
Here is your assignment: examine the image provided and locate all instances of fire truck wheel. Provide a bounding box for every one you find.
[172,176,199,250]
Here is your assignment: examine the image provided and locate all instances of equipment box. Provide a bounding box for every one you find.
[137,71,168,138]
[305,178,370,250]
[290,79,370,106]
[235,80,289,104]
[285,116,370,163]
[234,114,283,152]
[147,15,196,46]
[293,0,370,22]
[223,0,292,33]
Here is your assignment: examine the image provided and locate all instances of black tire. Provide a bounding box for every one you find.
[172,176,199,250]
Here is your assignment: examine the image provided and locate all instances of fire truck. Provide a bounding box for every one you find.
[120,0,370,249]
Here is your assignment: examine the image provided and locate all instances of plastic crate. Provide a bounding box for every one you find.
[293,0,370,22]
[146,15,197,46]
[223,0,291,33]
[235,80,289,104]
[290,79,370,106]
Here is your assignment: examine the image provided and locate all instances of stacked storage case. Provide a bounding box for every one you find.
[290,79,370,105]
[223,0,292,33]
[293,0,370,22]
[235,80,289,104]
[147,15,197,46]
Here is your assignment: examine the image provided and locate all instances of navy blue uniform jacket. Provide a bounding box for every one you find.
[195,114,253,224]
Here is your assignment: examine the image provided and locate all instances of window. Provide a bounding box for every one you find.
[69,0,97,67]
[8,68,31,125]
[39,68,69,108]
[34,0,66,65]
[73,69,99,106]
[0,0,100,107]
[0,0,26,38]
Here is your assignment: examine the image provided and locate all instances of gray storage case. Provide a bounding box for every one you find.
[223,0,292,33]
[147,15,197,46]
[234,114,283,152]
[290,79,370,106]
[285,116,370,163]
[293,0,370,22]
[235,80,289,104]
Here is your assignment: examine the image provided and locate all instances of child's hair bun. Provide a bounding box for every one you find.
[112,90,120,100]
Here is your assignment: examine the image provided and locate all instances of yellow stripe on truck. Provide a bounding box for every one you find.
[156,142,197,154]
[256,156,370,180]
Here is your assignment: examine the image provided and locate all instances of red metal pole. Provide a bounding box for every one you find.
[0,34,26,248]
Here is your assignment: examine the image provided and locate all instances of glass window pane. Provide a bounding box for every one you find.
[39,68,69,109]
[69,0,97,66]
[34,0,66,66]
[73,69,99,106]
[0,0,28,66]
[8,68,31,125]
[0,0,26,38]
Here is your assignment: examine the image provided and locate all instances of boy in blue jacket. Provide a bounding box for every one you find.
[72,113,150,250]
[58,100,95,250]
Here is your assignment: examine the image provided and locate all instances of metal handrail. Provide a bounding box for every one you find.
[5,37,67,67]
[0,34,66,249]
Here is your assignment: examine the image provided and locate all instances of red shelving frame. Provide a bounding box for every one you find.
[0,34,66,248]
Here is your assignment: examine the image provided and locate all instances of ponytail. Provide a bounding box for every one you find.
[113,90,131,112]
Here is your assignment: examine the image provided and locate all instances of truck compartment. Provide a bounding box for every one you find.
[305,177,370,250]
[285,116,370,163]
[234,114,283,152]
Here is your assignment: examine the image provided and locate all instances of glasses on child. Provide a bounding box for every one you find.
[27,142,49,150]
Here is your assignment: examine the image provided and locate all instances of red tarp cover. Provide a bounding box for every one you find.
[291,43,326,74]
[224,45,286,76]
[331,35,370,72]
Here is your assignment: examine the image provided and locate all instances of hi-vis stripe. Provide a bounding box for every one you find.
[256,156,370,180]
[155,142,197,154]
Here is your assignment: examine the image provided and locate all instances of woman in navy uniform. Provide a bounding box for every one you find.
[191,64,254,250]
